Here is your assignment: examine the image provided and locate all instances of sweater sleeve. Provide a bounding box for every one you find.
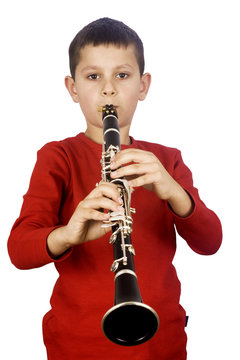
[170,150,222,255]
[8,142,73,270]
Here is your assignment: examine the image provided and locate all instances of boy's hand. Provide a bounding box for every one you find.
[47,182,123,257]
[110,149,177,199]
[66,182,123,244]
[110,148,194,217]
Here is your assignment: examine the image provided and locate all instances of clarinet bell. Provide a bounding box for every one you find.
[102,272,159,346]
[102,301,159,346]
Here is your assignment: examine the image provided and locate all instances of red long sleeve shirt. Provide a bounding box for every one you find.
[8,133,222,359]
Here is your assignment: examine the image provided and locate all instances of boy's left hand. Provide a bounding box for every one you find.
[110,148,178,200]
[110,148,194,217]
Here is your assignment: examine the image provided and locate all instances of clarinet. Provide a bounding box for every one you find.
[99,104,159,346]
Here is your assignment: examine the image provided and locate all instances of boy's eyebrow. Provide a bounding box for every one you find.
[80,64,135,73]
[80,65,99,72]
[115,64,135,71]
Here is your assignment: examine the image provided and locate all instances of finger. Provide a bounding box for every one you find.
[87,182,122,204]
[111,162,159,179]
[81,196,124,214]
[78,208,111,222]
[110,149,155,169]
[128,174,153,188]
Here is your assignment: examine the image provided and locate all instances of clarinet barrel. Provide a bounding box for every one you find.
[100,105,159,346]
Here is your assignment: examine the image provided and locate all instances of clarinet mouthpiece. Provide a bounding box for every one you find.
[98,105,118,117]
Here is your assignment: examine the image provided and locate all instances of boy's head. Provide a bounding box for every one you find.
[69,17,145,80]
[65,18,151,144]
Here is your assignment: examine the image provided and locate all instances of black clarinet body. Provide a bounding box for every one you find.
[100,105,159,346]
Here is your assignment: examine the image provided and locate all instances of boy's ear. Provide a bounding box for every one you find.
[139,72,151,101]
[65,76,79,103]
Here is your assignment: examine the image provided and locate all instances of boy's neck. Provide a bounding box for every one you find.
[84,125,131,145]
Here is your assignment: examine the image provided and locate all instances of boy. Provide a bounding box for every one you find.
[8,18,222,359]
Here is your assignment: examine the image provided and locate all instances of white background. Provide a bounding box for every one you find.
[0,0,239,359]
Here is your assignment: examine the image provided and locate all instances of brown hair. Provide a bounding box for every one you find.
[69,17,145,79]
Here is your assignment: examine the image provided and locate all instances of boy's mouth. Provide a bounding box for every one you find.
[98,105,118,112]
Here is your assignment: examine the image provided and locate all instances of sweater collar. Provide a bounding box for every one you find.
[77,132,136,152]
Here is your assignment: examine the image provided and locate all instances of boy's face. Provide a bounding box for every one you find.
[65,44,151,143]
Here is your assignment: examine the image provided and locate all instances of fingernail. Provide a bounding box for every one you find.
[117,206,124,211]
[118,197,123,204]
[110,161,116,169]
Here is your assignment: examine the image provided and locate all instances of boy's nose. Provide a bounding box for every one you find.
[101,82,117,96]
[102,89,117,96]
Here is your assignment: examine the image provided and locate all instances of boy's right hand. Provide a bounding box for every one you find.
[47,182,123,258]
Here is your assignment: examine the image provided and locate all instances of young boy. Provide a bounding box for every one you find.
[8,18,222,359]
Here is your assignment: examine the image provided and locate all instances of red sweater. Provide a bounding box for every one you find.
[8,133,222,359]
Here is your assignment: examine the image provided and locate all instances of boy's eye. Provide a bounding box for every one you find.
[88,74,100,80]
[116,73,128,79]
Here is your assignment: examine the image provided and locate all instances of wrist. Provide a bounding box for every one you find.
[47,226,73,258]
[167,184,194,218]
